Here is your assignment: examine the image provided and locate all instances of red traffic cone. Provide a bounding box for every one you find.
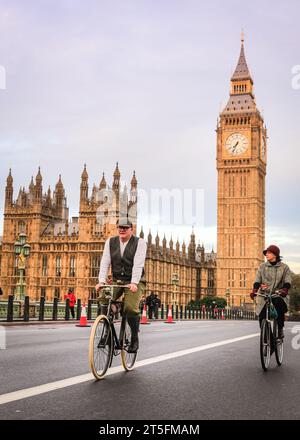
[165,306,176,324]
[76,303,91,327]
[141,304,150,325]
[221,309,225,320]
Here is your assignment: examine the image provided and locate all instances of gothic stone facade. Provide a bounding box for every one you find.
[0,164,216,305]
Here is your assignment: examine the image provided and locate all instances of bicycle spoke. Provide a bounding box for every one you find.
[274,320,284,366]
[260,320,271,371]
[89,316,112,379]
[121,319,138,371]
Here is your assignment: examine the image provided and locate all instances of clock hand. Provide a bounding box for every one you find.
[232,141,239,152]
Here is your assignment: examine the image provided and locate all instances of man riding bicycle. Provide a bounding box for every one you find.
[95,219,147,353]
[250,245,292,339]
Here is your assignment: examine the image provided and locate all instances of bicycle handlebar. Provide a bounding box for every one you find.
[96,284,131,295]
[257,290,281,298]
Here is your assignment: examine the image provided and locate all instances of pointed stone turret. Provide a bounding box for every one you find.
[46,186,52,208]
[80,164,89,208]
[36,167,42,184]
[155,232,160,248]
[5,169,13,208]
[231,31,253,83]
[182,241,186,258]
[222,32,256,115]
[176,239,180,256]
[99,173,107,190]
[21,187,27,207]
[81,163,88,181]
[200,243,205,264]
[91,184,97,203]
[17,187,22,205]
[55,174,64,191]
[29,176,34,192]
[113,162,121,192]
[162,235,167,254]
[6,168,13,186]
[188,228,196,262]
[54,175,65,214]
[35,167,43,203]
[131,170,137,189]
[130,171,137,204]
[148,230,152,245]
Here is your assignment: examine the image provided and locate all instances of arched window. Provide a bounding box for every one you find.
[18,221,26,234]
[69,256,76,277]
[42,255,47,276]
[55,256,61,277]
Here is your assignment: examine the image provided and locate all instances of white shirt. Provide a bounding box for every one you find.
[98,237,147,285]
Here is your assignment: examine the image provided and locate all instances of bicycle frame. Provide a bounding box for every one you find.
[98,284,130,351]
[257,288,280,323]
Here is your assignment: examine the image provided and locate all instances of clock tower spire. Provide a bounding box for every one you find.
[216,36,267,306]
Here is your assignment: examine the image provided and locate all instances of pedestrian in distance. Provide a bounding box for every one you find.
[146,292,157,319]
[154,293,161,319]
[64,288,76,319]
[211,301,218,319]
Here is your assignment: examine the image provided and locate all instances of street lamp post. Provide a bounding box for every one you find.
[225,288,231,311]
[14,233,31,302]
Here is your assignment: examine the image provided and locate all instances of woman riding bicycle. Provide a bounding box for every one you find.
[250,245,292,339]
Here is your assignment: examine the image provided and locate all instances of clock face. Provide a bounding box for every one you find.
[225,133,249,156]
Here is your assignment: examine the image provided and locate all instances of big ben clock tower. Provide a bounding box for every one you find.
[216,34,267,305]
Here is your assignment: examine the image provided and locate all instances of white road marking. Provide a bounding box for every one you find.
[0,332,259,406]
[152,325,217,332]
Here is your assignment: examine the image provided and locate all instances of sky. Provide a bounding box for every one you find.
[0,0,300,272]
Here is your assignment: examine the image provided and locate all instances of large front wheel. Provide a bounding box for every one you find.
[260,320,271,371]
[89,315,113,380]
[121,318,138,372]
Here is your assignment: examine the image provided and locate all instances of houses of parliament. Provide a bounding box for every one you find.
[0,36,266,306]
[0,164,216,305]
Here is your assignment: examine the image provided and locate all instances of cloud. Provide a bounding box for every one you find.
[0,1,299,276]
[266,225,300,273]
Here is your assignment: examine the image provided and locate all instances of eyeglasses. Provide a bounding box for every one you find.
[118,227,130,231]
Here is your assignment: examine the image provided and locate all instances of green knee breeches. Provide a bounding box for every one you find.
[98,282,145,316]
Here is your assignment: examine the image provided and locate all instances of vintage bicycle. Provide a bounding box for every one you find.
[89,284,138,380]
[257,288,284,371]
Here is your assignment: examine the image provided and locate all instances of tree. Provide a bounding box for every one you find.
[290,273,300,314]
[201,296,227,308]
[188,296,227,309]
